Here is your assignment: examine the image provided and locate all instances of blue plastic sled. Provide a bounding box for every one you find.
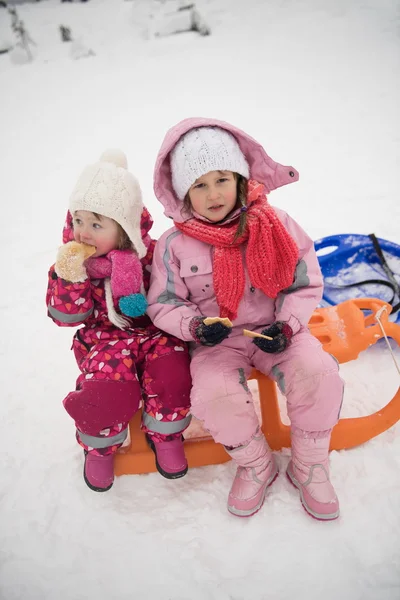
[314,233,400,323]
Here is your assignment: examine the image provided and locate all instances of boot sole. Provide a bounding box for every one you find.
[147,436,188,480]
[83,451,114,493]
[286,464,339,521]
[227,465,279,518]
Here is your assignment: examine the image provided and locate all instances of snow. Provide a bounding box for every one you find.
[1,1,400,599]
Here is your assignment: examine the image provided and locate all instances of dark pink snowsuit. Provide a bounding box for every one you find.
[46,210,192,456]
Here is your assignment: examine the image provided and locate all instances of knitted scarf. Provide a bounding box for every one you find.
[86,250,143,298]
[86,250,144,328]
[174,180,299,321]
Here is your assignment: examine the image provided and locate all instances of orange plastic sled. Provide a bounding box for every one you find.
[114,298,400,476]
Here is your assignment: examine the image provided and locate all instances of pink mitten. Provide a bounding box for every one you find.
[55,241,96,283]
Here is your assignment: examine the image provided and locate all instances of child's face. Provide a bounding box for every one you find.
[73,211,120,257]
[188,170,237,222]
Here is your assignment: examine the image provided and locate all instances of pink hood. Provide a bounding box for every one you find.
[153,117,299,223]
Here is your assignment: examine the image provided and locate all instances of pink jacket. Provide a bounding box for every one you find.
[147,118,323,340]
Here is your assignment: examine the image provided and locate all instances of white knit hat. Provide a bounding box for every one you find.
[170,127,250,200]
[69,149,147,258]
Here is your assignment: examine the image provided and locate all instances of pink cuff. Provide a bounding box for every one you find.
[180,315,199,341]
[285,315,301,335]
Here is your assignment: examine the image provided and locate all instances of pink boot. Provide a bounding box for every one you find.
[83,451,114,492]
[226,430,278,517]
[287,431,339,521]
[147,435,188,479]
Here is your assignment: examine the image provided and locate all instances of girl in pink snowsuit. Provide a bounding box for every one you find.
[147,119,344,520]
[46,150,191,492]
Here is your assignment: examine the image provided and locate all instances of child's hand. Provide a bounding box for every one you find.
[189,316,232,346]
[252,321,293,354]
[55,241,96,283]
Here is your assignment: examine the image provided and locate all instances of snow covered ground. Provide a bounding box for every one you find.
[1,1,399,599]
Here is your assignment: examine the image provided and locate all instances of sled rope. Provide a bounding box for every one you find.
[375,306,400,377]
[369,234,400,300]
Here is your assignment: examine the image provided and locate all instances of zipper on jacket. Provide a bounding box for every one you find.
[75,329,91,352]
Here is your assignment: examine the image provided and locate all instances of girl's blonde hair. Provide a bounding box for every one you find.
[182,173,248,240]
[234,175,248,240]
[93,213,133,250]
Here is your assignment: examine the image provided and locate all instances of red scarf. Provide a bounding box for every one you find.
[174,180,299,321]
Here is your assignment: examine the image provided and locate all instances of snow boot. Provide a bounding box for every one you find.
[146,435,188,479]
[83,451,114,492]
[287,431,339,520]
[225,430,278,517]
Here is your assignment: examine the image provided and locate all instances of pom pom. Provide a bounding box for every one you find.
[99,149,128,169]
[119,293,148,317]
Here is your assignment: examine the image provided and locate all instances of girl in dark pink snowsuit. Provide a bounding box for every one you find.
[46,149,192,492]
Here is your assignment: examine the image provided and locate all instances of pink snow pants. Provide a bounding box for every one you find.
[189,328,344,447]
[63,324,192,455]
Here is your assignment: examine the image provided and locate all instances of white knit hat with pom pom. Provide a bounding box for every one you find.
[170,127,250,200]
[69,149,146,258]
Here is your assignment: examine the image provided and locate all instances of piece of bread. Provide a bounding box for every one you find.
[243,329,273,341]
[55,241,96,282]
[203,316,233,328]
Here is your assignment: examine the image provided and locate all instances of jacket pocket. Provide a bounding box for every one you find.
[180,255,213,278]
[180,255,214,300]
[72,328,91,365]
